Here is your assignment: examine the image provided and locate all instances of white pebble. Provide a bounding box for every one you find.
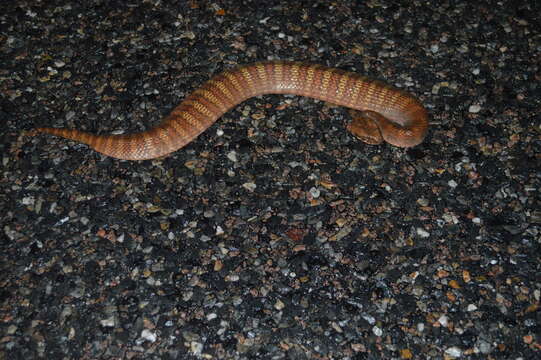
[416,228,430,238]
[100,317,115,327]
[22,196,35,205]
[274,299,285,310]
[438,315,448,327]
[362,314,375,325]
[215,225,224,236]
[141,329,157,343]
[469,104,481,113]
[242,182,256,192]
[445,346,462,358]
[227,151,238,162]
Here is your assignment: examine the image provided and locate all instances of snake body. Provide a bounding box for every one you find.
[34,61,428,160]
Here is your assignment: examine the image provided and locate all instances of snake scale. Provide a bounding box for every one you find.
[33,61,428,160]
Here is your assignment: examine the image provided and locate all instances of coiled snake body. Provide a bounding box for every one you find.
[33,61,428,160]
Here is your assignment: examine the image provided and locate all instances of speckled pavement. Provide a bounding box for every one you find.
[1,1,540,359]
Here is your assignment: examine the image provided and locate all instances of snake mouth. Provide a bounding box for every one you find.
[352,134,383,145]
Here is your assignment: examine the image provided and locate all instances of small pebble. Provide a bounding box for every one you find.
[444,346,462,358]
[141,329,157,343]
[469,104,481,113]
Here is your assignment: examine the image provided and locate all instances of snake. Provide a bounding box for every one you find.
[32,61,428,160]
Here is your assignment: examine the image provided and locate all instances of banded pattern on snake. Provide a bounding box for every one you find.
[33,61,428,160]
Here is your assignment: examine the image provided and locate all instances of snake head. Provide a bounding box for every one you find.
[346,109,384,145]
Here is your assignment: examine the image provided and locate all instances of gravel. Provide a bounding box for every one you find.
[2,0,540,359]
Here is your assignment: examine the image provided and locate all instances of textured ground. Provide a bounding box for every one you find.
[1,0,540,359]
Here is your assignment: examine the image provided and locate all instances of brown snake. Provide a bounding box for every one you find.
[32,61,428,160]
